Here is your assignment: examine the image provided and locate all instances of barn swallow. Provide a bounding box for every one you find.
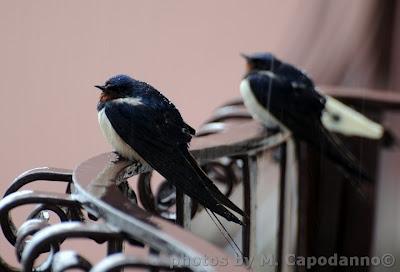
[241,52,385,140]
[240,59,372,181]
[95,75,244,225]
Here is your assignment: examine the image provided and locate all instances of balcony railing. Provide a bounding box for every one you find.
[0,85,399,272]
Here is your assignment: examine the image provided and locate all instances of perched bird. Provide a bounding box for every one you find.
[95,75,244,225]
[240,54,373,182]
[241,52,385,140]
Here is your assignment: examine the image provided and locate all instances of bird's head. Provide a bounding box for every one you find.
[241,52,282,73]
[95,74,136,102]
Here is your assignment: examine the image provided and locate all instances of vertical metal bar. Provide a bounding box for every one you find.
[277,143,287,272]
[149,248,160,272]
[176,189,192,229]
[107,239,124,272]
[107,239,123,255]
[277,139,299,272]
[242,153,258,264]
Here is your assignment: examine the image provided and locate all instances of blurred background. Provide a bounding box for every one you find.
[0,0,399,271]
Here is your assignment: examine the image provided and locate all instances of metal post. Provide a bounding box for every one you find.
[107,239,124,272]
[176,189,192,229]
[107,239,123,255]
[277,139,298,272]
[242,153,258,264]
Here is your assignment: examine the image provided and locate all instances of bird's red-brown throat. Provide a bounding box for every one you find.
[95,85,118,103]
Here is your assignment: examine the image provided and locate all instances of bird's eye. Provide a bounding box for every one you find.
[331,113,341,122]
[104,82,114,90]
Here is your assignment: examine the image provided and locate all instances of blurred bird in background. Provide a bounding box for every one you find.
[239,52,389,183]
[241,52,396,146]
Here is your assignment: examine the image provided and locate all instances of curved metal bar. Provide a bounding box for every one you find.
[21,222,122,272]
[26,204,69,222]
[205,105,252,123]
[219,98,244,107]
[4,168,72,197]
[89,253,191,272]
[137,171,157,213]
[201,160,239,197]
[138,173,193,220]
[15,219,52,261]
[0,259,20,272]
[196,122,226,137]
[15,219,59,272]
[116,180,137,205]
[0,190,81,245]
[191,120,290,162]
[156,180,179,220]
[52,251,92,272]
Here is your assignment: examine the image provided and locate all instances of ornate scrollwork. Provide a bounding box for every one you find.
[3,168,72,197]
[0,191,82,246]
[90,253,192,272]
[135,156,244,224]
[137,171,197,221]
[15,219,53,262]
[52,251,92,272]
[0,167,88,272]
[20,222,125,272]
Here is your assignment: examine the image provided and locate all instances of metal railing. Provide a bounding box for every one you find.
[1,86,399,272]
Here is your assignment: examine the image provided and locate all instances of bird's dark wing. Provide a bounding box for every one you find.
[247,71,325,117]
[104,101,244,224]
[279,104,372,182]
[134,80,196,139]
[276,62,315,90]
[313,122,372,182]
[245,52,316,89]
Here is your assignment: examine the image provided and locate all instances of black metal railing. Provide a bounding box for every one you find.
[1,86,398,272]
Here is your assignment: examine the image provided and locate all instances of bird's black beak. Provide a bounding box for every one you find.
[240,53,251,60]
[95,85,106,91]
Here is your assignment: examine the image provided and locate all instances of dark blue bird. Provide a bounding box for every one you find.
[240,54,378,182]
[241,52,395,147]
[95,75,244,225]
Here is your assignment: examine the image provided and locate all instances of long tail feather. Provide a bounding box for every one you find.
[158,151,244,225]
[183,149,246,217]
[317,123,372,182]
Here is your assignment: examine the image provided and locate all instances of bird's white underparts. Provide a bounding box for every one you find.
[98,98,146,162]
[240,78,287,131]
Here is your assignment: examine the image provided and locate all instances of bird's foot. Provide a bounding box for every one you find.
[264,125,281,134]
[272,146,283,162]
[111,151,129,163]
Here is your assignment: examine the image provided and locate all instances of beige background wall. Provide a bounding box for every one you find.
[1,0,396,267]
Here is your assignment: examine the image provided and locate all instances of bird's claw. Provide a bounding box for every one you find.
[111,151,128,163]
[264,125,281,134]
